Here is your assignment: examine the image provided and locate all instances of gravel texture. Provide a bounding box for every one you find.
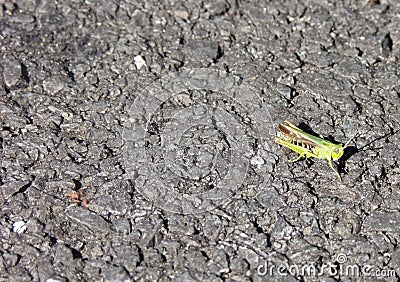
[1,0,399,281]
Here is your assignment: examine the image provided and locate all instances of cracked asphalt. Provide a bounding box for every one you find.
[1,0,400,281]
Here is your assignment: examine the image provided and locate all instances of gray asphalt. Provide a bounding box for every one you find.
[1,0,399,281]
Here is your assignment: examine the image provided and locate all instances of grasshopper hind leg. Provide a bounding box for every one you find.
[289,154,304,163]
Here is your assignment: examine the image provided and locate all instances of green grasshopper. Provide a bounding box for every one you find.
[276,120,357,182]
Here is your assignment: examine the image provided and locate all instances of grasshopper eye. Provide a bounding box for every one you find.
[334,148,339,154]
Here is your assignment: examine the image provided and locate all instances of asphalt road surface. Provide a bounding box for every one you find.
[1,0,399,281]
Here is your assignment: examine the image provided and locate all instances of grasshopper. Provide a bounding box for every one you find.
[276,120,357,182]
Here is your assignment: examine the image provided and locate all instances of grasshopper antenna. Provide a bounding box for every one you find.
[343,126,363,148]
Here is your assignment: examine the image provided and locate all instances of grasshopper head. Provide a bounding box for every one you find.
[332,146,345,160]
[332,129,359,161]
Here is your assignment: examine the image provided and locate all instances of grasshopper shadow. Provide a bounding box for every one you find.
[338,145,358,174]
[298,122,339,143]
[297,122,320,137]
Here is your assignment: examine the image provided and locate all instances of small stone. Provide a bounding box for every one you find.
[12,221,27,234]
[174,10,189,20]
[3,59,21,88]
[134,55,147,70]
[250,156,265,169]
